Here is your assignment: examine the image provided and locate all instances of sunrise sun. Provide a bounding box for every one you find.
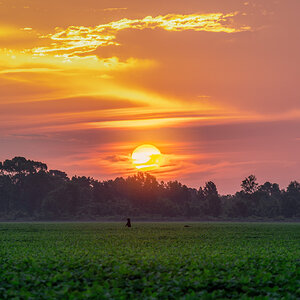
[131,144,163,171]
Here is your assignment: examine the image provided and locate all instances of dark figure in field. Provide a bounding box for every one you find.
[125,218,131,227]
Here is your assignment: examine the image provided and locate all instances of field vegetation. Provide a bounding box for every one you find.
[0,222,299,299]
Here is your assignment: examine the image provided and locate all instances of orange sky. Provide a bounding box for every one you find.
[0,0,299,193]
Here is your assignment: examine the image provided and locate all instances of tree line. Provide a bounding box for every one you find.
[0,157,299,220]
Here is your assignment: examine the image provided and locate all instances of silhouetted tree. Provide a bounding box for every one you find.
[281,181,300,217]
[202,181,221,217]
[0,157,299,220]
[1,157,47,179]
[241,175,258,194]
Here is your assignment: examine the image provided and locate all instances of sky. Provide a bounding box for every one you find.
[0,0,299,194]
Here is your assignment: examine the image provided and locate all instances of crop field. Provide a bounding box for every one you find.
[0,223,299,299]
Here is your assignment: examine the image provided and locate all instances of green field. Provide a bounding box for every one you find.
[0,223,299,299]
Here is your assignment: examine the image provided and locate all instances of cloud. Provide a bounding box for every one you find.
[104,154,130,162]
[30,12,251,58]
[102,8,128,12]
[0,49,151,73]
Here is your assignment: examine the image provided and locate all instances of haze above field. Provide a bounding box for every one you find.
[0,0,299,193]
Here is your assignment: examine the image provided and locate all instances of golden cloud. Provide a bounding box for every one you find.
[102,7,128,12]
[0,11,254,136]
[31,13,251,58]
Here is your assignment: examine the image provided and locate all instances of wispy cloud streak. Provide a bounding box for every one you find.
[31,13,250,58]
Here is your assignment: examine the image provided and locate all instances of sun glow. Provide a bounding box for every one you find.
[131,144,163,171]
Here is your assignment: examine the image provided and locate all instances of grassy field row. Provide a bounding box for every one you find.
[0,222,299,299]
